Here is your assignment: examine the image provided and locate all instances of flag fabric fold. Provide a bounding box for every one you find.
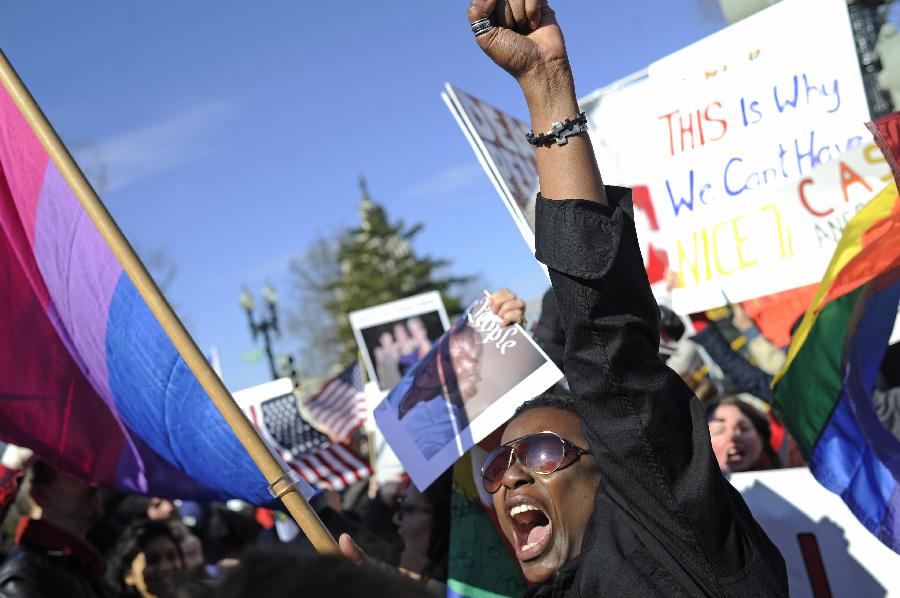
[0,62,312,504]
[303,362,367,444]
[773,175,900,551]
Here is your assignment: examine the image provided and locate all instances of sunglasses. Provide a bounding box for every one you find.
[480,431,590,494]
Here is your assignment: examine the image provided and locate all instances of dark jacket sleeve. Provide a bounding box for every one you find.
[692,324,775,404]
[534,190,787,596]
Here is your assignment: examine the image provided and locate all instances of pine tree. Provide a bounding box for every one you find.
[289,178,473,371]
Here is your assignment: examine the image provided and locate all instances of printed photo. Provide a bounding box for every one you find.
[374,293,563,490]
[349,292,451,392]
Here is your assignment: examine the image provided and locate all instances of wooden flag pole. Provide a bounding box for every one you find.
[0,49,338,554]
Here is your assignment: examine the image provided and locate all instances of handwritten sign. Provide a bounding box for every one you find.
[445,81,671,288]
[443,84,538,252]
[647,0,874,313]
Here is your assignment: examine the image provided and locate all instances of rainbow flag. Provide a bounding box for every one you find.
[0,54,311,504]
[773,179,900,551]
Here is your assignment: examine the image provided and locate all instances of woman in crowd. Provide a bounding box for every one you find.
[391,471,452,595]
[106,520,185,598]
[706,396,783,475]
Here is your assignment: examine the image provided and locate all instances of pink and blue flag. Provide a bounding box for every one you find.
[0,60,310,504]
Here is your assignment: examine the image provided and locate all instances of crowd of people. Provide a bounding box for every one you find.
[1,0,897,596]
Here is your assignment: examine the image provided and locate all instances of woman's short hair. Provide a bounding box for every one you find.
[513,390,579,420]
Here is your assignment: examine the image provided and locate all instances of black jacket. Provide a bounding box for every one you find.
[0,519,104,598]
[533,190,788,597]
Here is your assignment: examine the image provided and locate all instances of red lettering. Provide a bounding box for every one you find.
[839,161,872,203]
[798,177,834,217]
[704,101,728,142]
[659,103,729,157]
[659,110,678,156]
[679,111,694,153]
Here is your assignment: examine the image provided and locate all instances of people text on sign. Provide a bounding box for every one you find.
[468,297,519,355]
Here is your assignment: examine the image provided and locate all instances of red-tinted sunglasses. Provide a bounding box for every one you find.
[480,431,590,494]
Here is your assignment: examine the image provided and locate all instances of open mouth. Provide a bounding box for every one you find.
[726,447,745,462]
[508,500,553,562]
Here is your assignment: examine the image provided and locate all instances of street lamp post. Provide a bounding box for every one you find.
[239,283,280,380]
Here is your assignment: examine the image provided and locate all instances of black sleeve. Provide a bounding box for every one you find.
[0,577,47,598]
[534,190,787,591]
[692,325,775,404]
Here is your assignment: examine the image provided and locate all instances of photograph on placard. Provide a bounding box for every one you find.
[349,291,451,392]
[373,293,563,490]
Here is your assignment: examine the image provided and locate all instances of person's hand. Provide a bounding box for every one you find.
[490,288,526,327]
[468,0,568,87]
[339,533,368,565]
[663,268,681,292]
[731,304,754,332]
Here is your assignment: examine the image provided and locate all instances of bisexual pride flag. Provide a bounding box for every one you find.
[773,173,900,552]
[0,51,311,504]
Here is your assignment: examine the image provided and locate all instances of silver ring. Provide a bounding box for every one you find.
[471,18,494,37]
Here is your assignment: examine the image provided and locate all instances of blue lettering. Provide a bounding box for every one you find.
[826,79,841,113]
[774,76,800,113]
[666,171,698,216]
[739,98,763,126]
[723,157,745,196]
[802,75,842,114]
[794,130,832,175]
[762,167,779,185]
[845,135,863,151]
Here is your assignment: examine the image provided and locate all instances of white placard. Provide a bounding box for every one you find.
[646,0,872,313]
[732,468,900,596]
[374,293,563,490]
[349,291,450,393]
[442,84,537,252]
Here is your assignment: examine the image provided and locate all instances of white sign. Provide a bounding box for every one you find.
[442,84,537,252]
[646,0,872,313]
[581,74,671,289]
[349,291,450,392]
[732,468,900,597]
[445,80,670,288]
[374,294,562,490]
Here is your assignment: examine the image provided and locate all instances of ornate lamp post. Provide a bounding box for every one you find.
[239,282,280,380]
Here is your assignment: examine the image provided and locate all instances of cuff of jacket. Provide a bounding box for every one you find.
[534,186,632,280]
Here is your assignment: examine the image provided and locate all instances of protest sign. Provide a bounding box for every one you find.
[445,80,671,288]
[732,468,900,597]
[646,0,873,313]
[442,84,537,253]
[672,139,895,310]
[349,291,450,392]
[373,293,563,490]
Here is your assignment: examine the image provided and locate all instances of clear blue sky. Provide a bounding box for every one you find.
[1,1,729,391]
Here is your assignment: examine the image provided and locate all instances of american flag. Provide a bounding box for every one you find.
[304,363,367,444]
[241,382,370,492]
